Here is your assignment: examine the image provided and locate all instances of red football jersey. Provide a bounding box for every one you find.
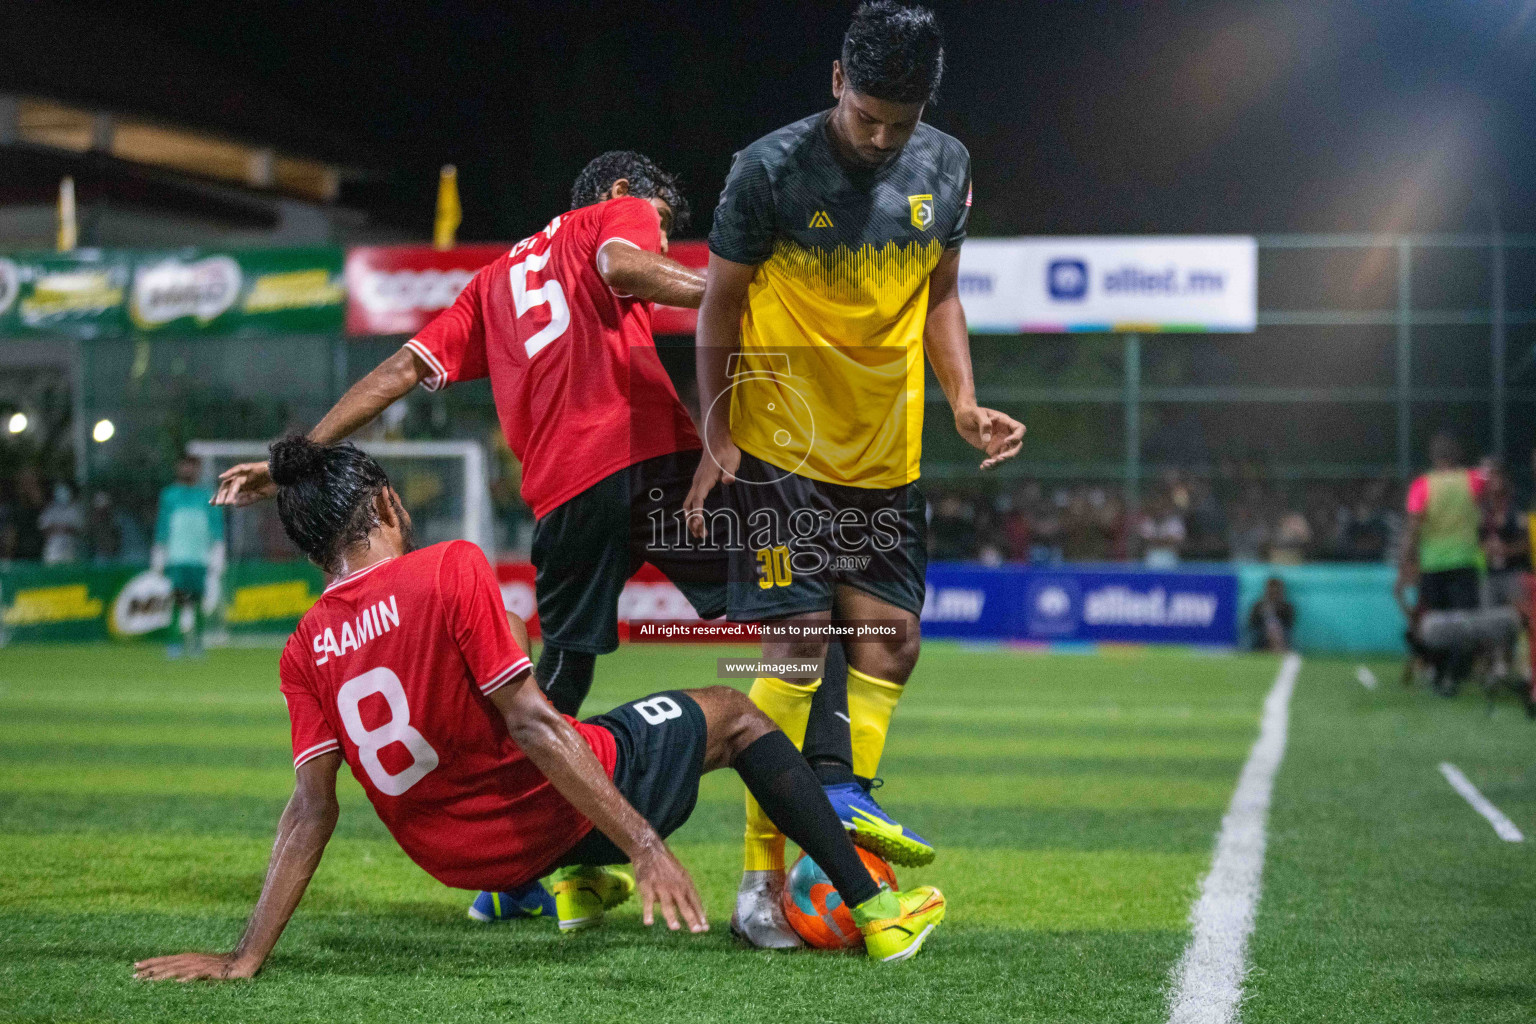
[406,197,701,519]
[278,541,618,891]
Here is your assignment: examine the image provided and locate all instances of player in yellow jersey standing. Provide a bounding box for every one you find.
[684,2,1024,946]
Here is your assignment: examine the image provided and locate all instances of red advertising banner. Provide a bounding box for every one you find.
[650,240,708,335]
[346,239,709,337]
[345,244,509,336]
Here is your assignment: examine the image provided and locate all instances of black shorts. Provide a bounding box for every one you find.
[532,450,728,654]
[553,690,708,867]
[1420,567,1480,612]
[724,450,928,621]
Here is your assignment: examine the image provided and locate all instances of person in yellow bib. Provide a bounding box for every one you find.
[1398,433,1488,694]
[683,2,1023,947]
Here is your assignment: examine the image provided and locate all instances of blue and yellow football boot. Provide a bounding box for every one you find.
[822,778,935,867]
[467,880,556,922]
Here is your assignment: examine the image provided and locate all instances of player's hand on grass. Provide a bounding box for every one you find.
[682,437,740,539]
[133,951,259,982]
[955,405,1025,471]
[632,841,708,933]
[213,461,277,507]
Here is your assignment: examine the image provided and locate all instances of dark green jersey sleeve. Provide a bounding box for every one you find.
[708,148,777,266]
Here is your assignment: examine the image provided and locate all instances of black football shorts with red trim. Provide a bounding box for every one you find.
[531,450,728,654]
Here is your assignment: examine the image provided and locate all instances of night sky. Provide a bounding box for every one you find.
[4,1,1536,241]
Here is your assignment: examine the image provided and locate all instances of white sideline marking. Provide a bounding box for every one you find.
[1166,652,1301,1024]
[1354,666,1377,690]
[1439,763,1524,843]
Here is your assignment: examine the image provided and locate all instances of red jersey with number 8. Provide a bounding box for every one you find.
[405,197,700,519]
[278,540,617,890]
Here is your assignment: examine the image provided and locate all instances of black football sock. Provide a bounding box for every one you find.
[801,640,857,786]
[732,730,880,908]
[535,646,597,717]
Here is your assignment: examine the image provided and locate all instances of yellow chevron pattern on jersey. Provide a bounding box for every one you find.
[729,237,945,488]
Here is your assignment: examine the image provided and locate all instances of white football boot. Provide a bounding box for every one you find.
[729,869,804,949]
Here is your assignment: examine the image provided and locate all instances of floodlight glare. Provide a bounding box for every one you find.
[5,412,26,434]
[92,418,116,443]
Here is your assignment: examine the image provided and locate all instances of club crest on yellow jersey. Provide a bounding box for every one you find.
[908,194,934,230]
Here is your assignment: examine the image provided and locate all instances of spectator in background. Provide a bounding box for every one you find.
[1480,457,1528,606]
[153,454,226,658]
[1268,506,1312,564]
[929,493,976,561]
[1398,433,1486,694]
[39,482,84,565]
[1248,576,1296,652]
[1138,493,1186,567]
[1227,494,1270,562]
[1000,490,1032,562]
[88,491,122,563]
[13,468,46,561]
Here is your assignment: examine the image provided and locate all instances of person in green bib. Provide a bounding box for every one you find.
[153,454,226,658]
[1398,433,1487,692]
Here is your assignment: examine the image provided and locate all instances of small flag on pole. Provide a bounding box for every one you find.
[434,164,461,250]
[57,176,77,252]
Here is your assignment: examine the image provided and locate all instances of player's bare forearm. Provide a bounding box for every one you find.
[923,249,978,413]
[310,347,428,444]
[491,677,661,860]
[693,254,755,450]
[135,755,340,981]
[489,676,707,931]
[596,243,705,308]
[213,348,428,506]
[924,249,1025,471]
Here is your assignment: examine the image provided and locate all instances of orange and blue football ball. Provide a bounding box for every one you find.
[780,847,897,950]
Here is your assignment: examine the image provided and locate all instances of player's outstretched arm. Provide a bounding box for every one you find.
[924,248,1025,471]
[212,348,429,507]
[596,242,706,309]
[487,675,708,933]
[682,254,757,538]
[134,753,341,982]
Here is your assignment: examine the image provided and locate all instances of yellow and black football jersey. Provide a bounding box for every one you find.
[708,111,971,489]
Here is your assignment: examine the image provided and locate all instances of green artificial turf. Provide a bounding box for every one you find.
[2,641,1531,1022]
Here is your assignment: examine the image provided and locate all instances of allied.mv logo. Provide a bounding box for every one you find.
[908,194,934,231]
[1047,259,1088,301]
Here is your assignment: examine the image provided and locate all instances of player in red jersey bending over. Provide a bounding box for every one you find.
[135,438,944,980]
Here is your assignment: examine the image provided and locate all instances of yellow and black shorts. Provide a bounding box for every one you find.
[723,450,927,622]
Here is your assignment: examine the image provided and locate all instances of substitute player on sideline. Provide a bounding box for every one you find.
[684,2,1023,947]
[153,453,225,658]
[133,438,945,980]
[214,152,743,922]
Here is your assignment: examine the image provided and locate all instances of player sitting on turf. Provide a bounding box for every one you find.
[133,438,944,982]
[211,150,790,923]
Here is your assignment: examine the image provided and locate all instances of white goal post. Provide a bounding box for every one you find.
[187,439,497,561]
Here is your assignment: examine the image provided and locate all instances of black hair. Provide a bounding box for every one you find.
[841,1,945,105]
[270,435,392,574]
[569,150,690,231]
[1428,432,1462,466]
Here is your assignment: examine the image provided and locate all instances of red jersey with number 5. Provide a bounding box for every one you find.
[277,540,618,890]
[405,197,700,519]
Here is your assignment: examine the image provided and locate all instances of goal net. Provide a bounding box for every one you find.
[187,439,497,566]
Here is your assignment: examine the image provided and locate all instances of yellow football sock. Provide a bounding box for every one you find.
[847,667,904,778]
[743,675,820,871]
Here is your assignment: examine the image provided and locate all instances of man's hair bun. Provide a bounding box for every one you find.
[269,435,326,487]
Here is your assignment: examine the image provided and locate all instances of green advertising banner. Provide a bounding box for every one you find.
[222,560,325,637]
[0,250,132,337]
[0,560,322,643]
[0,247,344,338]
